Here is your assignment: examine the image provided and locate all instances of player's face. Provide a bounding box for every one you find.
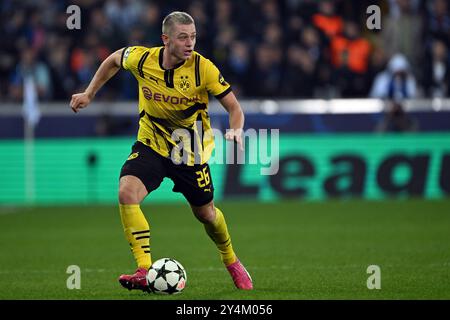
[168,23,196,61]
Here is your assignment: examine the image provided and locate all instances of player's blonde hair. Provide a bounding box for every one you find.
[162,11,195,35]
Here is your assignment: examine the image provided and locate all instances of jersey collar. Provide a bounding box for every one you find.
[159,47,186,70]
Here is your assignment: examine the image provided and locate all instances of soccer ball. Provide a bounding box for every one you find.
[146,258,187,294]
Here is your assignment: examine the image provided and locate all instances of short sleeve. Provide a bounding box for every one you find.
[121,46,148,73]
[204,59,232,99]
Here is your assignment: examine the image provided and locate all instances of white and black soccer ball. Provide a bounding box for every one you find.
[146,258,187,294]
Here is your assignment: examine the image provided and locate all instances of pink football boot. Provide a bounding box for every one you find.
[118,267,149,292]
[226,259,253,290]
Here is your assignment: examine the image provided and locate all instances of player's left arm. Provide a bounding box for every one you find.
[219,91,245,151]
[204,58,245,150]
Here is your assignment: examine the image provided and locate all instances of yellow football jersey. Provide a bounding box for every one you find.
[121,46,231,165]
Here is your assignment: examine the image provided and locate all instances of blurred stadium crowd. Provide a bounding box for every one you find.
[1,0,450,102]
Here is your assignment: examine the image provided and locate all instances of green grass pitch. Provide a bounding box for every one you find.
[0,199,449,300]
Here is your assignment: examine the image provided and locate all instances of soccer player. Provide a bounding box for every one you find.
[70,11,253,291]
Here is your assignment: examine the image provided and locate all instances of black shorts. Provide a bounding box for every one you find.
[119,141,214,206]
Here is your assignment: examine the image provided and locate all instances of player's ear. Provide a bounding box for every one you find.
[161,34,169,46]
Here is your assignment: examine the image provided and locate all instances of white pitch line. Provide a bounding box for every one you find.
[1,263,449,275]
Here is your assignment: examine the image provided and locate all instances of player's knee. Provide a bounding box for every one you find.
[197,211,215,224]
[118,186,139,204]
[191,201,215,224]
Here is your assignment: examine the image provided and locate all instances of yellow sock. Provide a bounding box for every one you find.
[119,204,151,269]
[204,207,237,266]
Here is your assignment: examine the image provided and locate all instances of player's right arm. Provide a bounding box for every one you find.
[70,48,124,113]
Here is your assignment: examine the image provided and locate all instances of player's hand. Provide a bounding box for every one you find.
[70,92,92,113]
[225,128,243,151]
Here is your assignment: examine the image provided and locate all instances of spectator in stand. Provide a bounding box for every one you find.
[47,43,77,101]
[370,54,417,100]
[366,47,388,95]
[211,0,234,66]
[70,34,111,92]
[423,39,450,98]
[9,48,52,101]
[260,0,281,25]
[104,0,144,34]
[2,0,448,101]
[387,0,421,18]
[248,43,282,98]
[424,0,450,46]
[263,22,283,47]
[89,8,125,51]
[187,1,210,54]
[382,0,423,77]
[212,26,235,68]
[1,9,26,99]
[225,40,251,97]
[285,14,304,44]
[281,44,316,97]
[300,26,323,64]
[330,20,372,97]
[312,0,343,40]
[26,11,47,53]
[281,26,323,97]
